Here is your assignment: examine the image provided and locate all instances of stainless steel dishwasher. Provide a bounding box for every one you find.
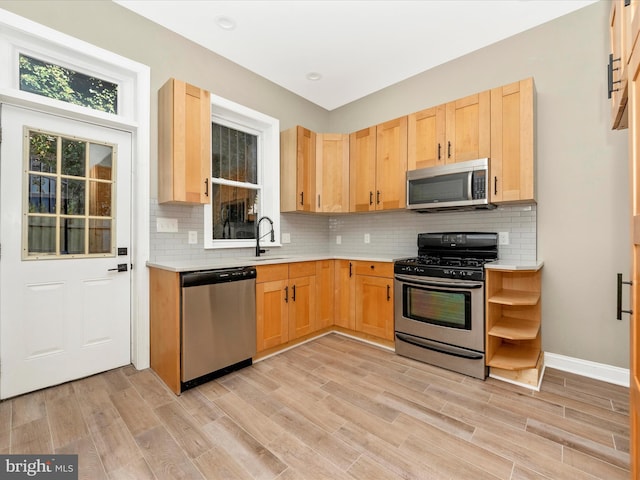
[181,266,256,390]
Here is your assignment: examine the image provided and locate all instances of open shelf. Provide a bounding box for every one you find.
[488,317,540,340]
[488,289,540,306]
[487,343,540,370]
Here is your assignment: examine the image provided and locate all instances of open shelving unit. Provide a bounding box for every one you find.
[485,266,543,389]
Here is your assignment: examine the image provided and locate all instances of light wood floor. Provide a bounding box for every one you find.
[0,333,630,479]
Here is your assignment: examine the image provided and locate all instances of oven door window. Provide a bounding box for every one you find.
[403,284,471,330]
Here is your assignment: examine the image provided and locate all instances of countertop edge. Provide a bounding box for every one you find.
[484,260,544,271]
[146,255,399,273]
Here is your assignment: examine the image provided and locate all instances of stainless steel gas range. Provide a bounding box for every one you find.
[394,232,498,379]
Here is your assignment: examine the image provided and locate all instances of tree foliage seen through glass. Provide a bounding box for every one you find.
[19,54,118,114]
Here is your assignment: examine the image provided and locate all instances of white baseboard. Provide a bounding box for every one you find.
[544,352,630,388]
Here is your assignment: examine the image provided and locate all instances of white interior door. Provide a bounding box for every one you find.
[0,104,132,399]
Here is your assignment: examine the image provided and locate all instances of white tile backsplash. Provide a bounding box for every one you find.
[149,199,536,262]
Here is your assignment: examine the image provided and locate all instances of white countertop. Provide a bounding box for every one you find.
[484,259,544,271]
[146,254,398,272]
[147,255,544,273]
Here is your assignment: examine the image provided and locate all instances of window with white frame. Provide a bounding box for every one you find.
[204,94,280,249]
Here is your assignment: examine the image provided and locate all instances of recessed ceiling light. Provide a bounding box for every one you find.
[306,72,322,81]
[215,16,236,30]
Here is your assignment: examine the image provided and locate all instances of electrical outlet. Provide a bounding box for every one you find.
[364,233,370,244]
[336,235,342,245]
[498,232,510,245]
[282,232,291,244]
[156,217,178,233]
[188,231,197,244]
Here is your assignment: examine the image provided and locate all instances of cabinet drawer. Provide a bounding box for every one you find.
[353,261,393,278]
[256,264,288,283]
[289,261,316,278]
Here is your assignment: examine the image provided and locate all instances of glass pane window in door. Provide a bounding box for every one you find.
[89,219,111,254]
[89,181,112,216]
[60,218,85,255]
[28,174,56,214]
[29,133,57,173]
[61,138,86,177]
[19,54,118,114]
[60,178,85,215]
[27,216,56,255]
[89,143,113,180]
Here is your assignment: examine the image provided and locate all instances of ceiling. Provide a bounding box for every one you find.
[115,0,598,111]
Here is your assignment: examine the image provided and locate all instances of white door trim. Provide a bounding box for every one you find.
[0,8,151,370]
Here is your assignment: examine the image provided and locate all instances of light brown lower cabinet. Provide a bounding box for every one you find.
[256,259,394,353]
[334,260,394,342]
[256,261,327,353]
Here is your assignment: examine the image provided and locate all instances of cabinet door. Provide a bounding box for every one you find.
[289,276,316,340]
[280,126,315,212]
[158,78,211,204]
[626,0,640,70]
[626,31,640,477]
[316,133,349,212]
[490,78,535,203]
[256,279,288,352]
[355,275,394,341]
[408,105,446,170]
[444,91,490,163]
[349,127,377,212]
[611,0,629,130]
[334,260,355,330]
[375,116,407,210]
[316,260,335,330]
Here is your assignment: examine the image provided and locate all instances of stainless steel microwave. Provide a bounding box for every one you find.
[406,158,495,212]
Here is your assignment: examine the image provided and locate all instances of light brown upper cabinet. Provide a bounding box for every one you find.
[407,105,446,169]
[610,0,629,130]
[349,126,377,212]
[490,78,535,204]
[408,91,490,169]
[316,133,349,213]
[349,118,407,212]
[281,126,316,212]
[158,78,211,204]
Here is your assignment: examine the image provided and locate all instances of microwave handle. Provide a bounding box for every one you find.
[467,171,473,200]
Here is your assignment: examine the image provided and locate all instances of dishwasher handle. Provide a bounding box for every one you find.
[181,266,257,288]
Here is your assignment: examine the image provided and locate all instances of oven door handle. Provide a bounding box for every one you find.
[394,274,483,290]
[395,333,484,360]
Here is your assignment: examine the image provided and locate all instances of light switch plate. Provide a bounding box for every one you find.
[364,233,371,244]
[157,217,178,233]
[188,231,197,244]
[336,235,342,245]
[282,232,291,243]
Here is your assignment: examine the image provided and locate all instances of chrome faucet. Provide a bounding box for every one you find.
[255,216,275,257]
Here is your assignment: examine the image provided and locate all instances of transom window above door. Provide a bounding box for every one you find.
[19,54,119,114]
[24,128,116,259]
